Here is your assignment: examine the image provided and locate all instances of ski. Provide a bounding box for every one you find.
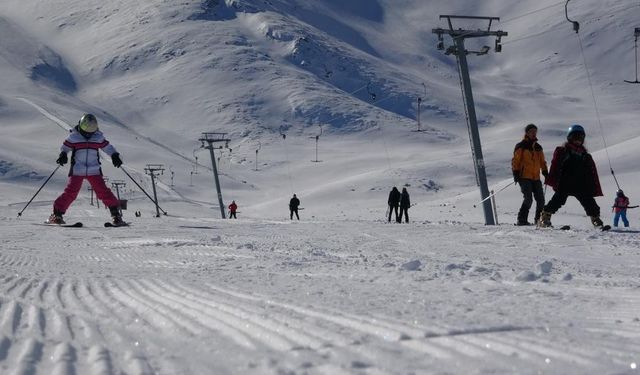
[38,222,83,228]
[537,224,610,231]
[104,222,130,228]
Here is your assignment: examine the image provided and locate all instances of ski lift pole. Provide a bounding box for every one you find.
[475,181,515,206]
[625,28,640,84]
[491,189,499,225]
[120,167,168,215]
[17,165,61,217]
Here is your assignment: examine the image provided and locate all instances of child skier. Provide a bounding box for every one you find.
[228,200,238,219]
[48,114,125,226]
[538,125,604,228]
[612,190,631,227]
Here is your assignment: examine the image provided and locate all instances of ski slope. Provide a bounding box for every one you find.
[1,0,640,373]
[2,202,640,374]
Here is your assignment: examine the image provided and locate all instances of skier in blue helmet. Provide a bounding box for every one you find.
[538,125,604,228]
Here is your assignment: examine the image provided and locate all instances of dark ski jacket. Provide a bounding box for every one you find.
[400,189,410,208]
[388,188,400,207]
[228,202,237,213]
[545,142,603,197]
[289,197,300,210]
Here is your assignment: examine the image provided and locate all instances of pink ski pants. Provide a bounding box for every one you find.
[54,175,119,213]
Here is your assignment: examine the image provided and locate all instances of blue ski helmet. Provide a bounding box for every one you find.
[79,114,98,133]
[567,124,585,139]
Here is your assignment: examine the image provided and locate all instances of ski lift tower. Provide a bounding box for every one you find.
[199,132,231,219]
[144,164,164,218]
[625,28,640,84]
[433,15,507,225]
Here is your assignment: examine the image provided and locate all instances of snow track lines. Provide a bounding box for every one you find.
[2,216,640,373]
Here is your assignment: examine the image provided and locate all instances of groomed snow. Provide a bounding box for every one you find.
[2,202,640,374]
[1,0,640,373]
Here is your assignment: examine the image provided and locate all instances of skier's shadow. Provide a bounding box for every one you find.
[608,229,640,233]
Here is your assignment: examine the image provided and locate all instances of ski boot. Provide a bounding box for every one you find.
[537,211,552,228]
[47,210,65,224]
[109,206,126,226]
[590,216,604,228]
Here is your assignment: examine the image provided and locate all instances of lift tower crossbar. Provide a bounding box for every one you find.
[433,15,507,225]
[199,132,231,219]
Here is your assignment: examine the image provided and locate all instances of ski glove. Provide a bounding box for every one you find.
[512,171,520,185]
[56,152,68,166]
[111,153,123,168]
[542,170,549,178]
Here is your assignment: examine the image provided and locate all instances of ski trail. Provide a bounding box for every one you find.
[0,300,22,337]
[129,279,270,350]
[147,279,322,350]
[87,345,114,375]
[9,338,43,375]
[0,335,10,361]
[50,342,77,375]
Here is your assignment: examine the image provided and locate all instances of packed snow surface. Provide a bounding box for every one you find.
[2,203,640,374]
[1,0,640,373]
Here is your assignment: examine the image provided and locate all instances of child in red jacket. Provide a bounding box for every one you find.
[612,190,631,227]
[538,124,604,228]
[228,200,238,219]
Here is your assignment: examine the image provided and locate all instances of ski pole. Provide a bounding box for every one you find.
[17,165,61,217]
[475,181,515,207]
[120,167,168,215]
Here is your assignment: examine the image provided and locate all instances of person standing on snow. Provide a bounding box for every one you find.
[387,187,400,223]
[228,200,238,219]
[612,190,631,227]
[538,125,604,228]
[512,123,549,225]
[399,187,411,223]
[289,194,300,220]
[48,114,125,226]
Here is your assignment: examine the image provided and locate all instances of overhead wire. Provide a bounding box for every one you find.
[565,0,622,189]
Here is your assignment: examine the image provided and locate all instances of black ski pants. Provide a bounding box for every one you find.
[290,208,299,220]
[388,205,398,222]
[544,191,600,217]
[517,179,545,223]
[399,207,409,223]
[229,211,237,219]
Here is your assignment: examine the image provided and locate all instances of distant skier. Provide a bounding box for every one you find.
[387,187,400,223]
[289,194,300,220]
[399,187,410,223]
[48,114,125,226]
[538,125,604,228]
[612,190,631,227]
[512,123,548,225]
[228,200,238,219]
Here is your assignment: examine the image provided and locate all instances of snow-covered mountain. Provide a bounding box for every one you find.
[1,0,639,219]
[1,1,640,373]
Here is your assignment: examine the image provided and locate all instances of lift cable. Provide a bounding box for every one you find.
[565,0,620,189]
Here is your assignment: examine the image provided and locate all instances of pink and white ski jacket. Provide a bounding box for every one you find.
[61,127,118,176]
